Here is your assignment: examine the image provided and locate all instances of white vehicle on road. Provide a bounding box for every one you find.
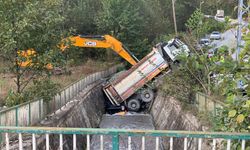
[199,38,210,46]
[210,31,222,40]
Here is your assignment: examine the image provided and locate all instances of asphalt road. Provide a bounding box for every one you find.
[210,28,237,59]
[210,21,248,60]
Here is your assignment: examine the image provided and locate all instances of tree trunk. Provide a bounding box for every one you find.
[15,48,21,93]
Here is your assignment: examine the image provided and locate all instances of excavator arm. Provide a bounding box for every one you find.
[19,35,138,68]
[63,35,138,65]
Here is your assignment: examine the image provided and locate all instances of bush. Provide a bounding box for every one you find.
[213,99,250,149]
[5,90,26,107]
[26,78,60,102]
[160,67,200,104]
[200,19,227,37]
[214,99,250,132]
[5,78,60,107]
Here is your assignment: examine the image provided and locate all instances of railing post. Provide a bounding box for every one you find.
[5,133,9,150]
[59,134,63,150]
[64,90,66,106]
[53,97,56,113]
[46,134,49,150]
[184,137,187,150]
[169,137,173,150]
[205,95,207,112]
[112,134,119,150]
[198,138,202,150]
[128,136,131,150]
[15,107,18,127]
[141,136,145,150]
[73,84,75,96]
[100,135,104,150]
[77,82,79,93]
[155,137,159,150]
[73,134,76,150]
[59,92,62,110]
[242,140,246,150]
[81,80,83,90]
[227,139,231,150]
[19,133,23,150]
[39,99,41,120]
[86,134,90,150]
[212,139,216,150]
[69,86,71,100]
[213,100,216,115]
[0,111,1,126]
[32,133,36,150]
[29,102,31,125]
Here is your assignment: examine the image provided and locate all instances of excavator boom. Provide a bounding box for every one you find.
[19,35,138,68]
[65,35,138,65]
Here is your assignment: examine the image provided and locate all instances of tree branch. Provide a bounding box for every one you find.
[185,64,208,94]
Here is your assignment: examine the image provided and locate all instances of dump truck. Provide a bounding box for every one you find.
[103,38,190,111]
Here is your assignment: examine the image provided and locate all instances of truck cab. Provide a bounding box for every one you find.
[160,38,190,62]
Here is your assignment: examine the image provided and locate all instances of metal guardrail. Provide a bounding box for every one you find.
[0,126,249,150]
[195,92,225,115]
[0,65,121,127]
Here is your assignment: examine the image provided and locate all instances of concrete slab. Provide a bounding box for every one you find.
[90,113,162,150]
[100,113,155,129]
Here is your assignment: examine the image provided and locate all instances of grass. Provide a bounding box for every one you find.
[0,59,115,106]
[51,59,114,87]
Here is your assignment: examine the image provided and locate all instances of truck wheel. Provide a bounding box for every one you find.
[140,88,154,102]
[127,99,141,112]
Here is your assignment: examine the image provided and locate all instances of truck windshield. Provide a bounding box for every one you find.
[170,39,183,49]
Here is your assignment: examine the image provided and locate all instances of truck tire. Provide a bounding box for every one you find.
[140,88,154,102]
[127,99,141,112]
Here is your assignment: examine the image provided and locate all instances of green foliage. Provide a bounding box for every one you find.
[0,0,66,98]
[0,0,65,58]
[161,68,200,103]
[214,100,250,132]
[5,78,60,106]
[200,19,227,36]
[174,0,199,31]
[186,9,229,39]
[185,9,203,32]
[64,47,107,65]
[201,0,237,17]
[26,78,60,102]
[95,0,150,59]
[181,28,249,149]
[5,90,27,107]
[63,0,101,34]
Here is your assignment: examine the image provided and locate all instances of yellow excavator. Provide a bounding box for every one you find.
[18,35,139,68]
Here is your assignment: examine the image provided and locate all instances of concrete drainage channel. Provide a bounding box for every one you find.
[91,114,157,150]
[4,79,202,150]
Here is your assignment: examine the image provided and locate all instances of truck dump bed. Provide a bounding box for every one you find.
[103,47,169,106]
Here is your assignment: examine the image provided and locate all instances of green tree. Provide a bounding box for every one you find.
[0,0,66,103]
[63,0,101,34]
[185,8,204,39]
[95,0,149,59]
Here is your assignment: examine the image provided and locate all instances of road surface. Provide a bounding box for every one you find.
[210,28,237,59]
[211,28,237,50]
[210,21,248,60]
